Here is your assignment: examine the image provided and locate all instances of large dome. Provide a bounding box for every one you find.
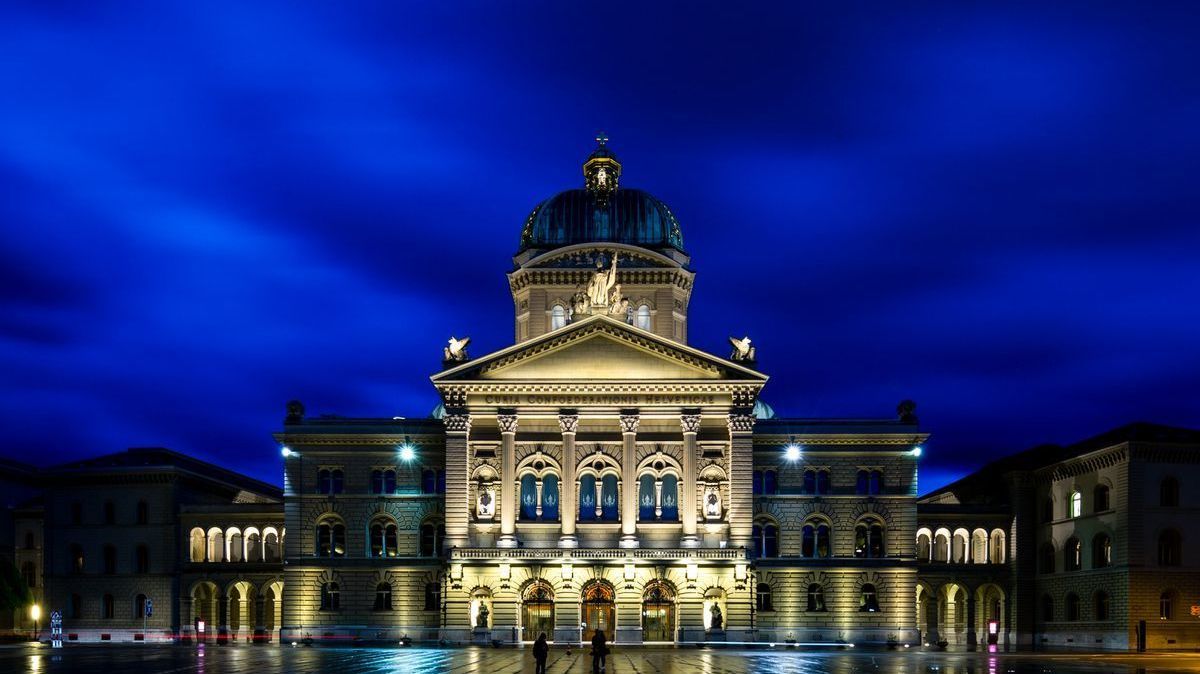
[518,187,685,255]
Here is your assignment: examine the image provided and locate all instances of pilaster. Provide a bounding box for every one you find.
[559,411,579,548]
[444,413,472,549]
[498,412,519,548]
[680,412,701,548]
[619,411,640,548]
[727,412,756,549]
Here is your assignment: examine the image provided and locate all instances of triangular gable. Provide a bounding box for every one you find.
[432,314,767,384]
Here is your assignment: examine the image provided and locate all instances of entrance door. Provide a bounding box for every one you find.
[581,581,615,642]
[522,581,556,641]
[642,581,675,642]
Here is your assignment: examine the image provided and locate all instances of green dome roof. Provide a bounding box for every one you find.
[518,187,684,254]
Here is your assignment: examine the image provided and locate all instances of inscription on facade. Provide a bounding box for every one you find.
[481,394,718,406]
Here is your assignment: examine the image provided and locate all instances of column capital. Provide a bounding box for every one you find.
[618,413,640,435]
[727,413,756,434]
[558,413,580,434]
[497,413,519,435]
[680,413,702,435]
[443,413,472,434]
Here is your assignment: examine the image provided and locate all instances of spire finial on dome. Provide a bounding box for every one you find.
[583,133,621,205]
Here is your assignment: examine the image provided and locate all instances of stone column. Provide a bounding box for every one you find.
[619,411,640,549]
[966,593,978,649]
[726,413,756,549]
[254,595,266,643]
[217,595,230,644]
[443,412,472,550]
[680,412,701,548]
[498,412,519,548]
[559,412,579,548]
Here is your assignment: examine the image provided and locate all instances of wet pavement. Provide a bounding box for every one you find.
[8,643,1200,674]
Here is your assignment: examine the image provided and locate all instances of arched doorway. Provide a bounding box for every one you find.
[191,582,218,642]
[522,581,555,642]
[581,580,615,642]
[642,581,676,642]
[262,580,283,642]
[976,583,1006,645]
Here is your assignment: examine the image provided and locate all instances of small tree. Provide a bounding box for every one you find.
[0,556,33,615]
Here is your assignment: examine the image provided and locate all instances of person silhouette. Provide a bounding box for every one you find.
[591,629,608,673]
[533,632,549,674]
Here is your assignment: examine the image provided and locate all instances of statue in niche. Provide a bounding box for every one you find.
[476,603,490,628]
[710,603,723,630]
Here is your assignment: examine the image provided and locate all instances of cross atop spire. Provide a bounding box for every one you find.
[595,131,609,147]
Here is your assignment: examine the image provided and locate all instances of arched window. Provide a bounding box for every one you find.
[320,582,340,611]
[551,304,568,330]
[136,501,149,525]
[753,520,779,558]
[1161,477,1180,506]
[264,530,280,562]
[638,474,656,521]
[1069,490,1082,518]
[971,529,988,563]
[104,501,115,525]
[916,530,932,561]
[369,517,399,558]
[1093,484,1110,512]
[1064,537,1081,571]
[1041,594,1054,622]
[600,474,619,521]
[374,582,392,611]
[1158,529,1182,566]
[1065,593,1080,621]
[519,474,538,521]
[1039,542,1055,574]
[189,528,205,563]
[806,583,826,612]
[21,561,35,588]
[1160,591,1175,619]
[661,474,679,521]
[424,582,440,611]
[542,474,560,521]
[420,520,444,556]
[989,529,1006,564]
[756,582,773,612]
[1092,533,1112,568]
[1094,590,1110,621]
[228,529,244,562]
[316,519,346,558]
[135,594,148,619]
[802,520,831,558]
[136,545,149,573]
[855,518,885,558]
[422,469,437,494]
[579,475,597,521]
[951,529,969,563]
[102,593,114,619]
[246,530,262,561]
[860,583,880,612]
[103,545,117,574]
[635,304,651,330]
[933,530,950,562]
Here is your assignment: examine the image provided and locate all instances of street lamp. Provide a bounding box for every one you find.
[30,604,40,641]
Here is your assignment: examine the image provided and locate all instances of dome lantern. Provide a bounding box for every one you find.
[583,132,621,206]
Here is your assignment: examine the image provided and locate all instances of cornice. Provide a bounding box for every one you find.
[272,434,445,447]
[753,434,928,446]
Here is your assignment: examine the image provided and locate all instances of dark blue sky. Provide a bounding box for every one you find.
[2,3,1198,492]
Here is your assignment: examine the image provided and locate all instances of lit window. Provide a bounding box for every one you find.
[860,584,880,612]
[1070,491,1082,518]
[551,305,567,330]
[635,304,651,330]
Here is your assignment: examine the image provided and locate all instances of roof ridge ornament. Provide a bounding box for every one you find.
[584,132,621,206]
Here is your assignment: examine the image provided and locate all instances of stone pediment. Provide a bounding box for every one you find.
[432,314,767,384]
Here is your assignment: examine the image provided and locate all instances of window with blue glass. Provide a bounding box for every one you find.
[638,475,656,521]
[579,475,597,521]
[601,474,619,521]
[520,474,538,521]
[542,474,559,521]
[661,474,679,520]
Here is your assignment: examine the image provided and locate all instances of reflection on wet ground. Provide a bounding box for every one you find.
[6,643,1200,674]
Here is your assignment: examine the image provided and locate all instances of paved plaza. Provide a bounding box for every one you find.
[9,644,1200,674]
